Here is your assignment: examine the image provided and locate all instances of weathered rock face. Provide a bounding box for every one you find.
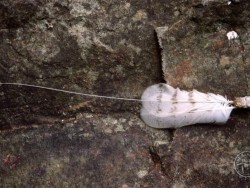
[157,0,250,97]
[0,0,250,187]
[155,0,250,187]
[0,0,178,128]
[0,113,171,187]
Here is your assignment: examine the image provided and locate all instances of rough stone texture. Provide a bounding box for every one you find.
[0,113,172,187]
[0,0,250,187]
[0,0,177,128]
[157,0,250,97]
[155,0,250,187]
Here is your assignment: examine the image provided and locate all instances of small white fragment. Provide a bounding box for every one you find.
[226,31,239,40]
[227,1,231,5]
[137,170,148,178]
[154,140,169,147]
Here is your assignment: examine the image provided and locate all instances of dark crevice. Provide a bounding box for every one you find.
[154,31,165,84]
[148,146,167,176]
[167,128,176,143]
[238,36,246,63]
[154,29,176,142]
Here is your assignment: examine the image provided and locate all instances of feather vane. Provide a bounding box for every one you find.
[140,84,234,128]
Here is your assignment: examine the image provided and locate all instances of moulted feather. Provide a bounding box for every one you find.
[140,84,234,128]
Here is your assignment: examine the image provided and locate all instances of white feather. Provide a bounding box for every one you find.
[140,84,234,128]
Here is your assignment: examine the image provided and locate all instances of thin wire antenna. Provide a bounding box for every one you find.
[0,82,142,102]
[0,82,234,104]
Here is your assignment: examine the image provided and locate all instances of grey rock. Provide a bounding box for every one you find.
[155,0,250,186]
[0,0,250,187]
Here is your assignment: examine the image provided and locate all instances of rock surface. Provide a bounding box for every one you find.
[0,0,175,128]
[0,113,172,187]
[156,0,250,97]
[155,0,250,187]
[0,0,250,187]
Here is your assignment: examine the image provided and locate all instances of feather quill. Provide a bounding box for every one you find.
[140,84,234,128]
